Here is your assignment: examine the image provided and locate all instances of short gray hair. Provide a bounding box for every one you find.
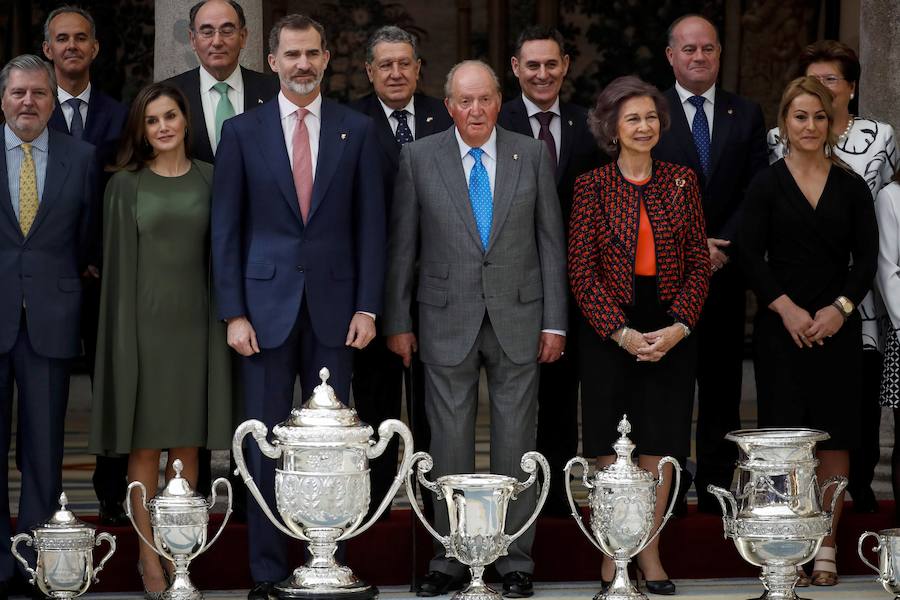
[43,5,96,43]
[0,55,57,99]
[365,26,419,63]
[444,60,500,99]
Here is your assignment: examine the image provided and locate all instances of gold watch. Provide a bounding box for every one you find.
[832,296,854,319]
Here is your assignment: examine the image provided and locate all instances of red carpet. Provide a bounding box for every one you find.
[48,501,893,592]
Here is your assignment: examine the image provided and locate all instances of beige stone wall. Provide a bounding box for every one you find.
[859,0,900,130]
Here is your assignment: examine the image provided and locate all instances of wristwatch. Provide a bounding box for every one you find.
[832,296,854,319]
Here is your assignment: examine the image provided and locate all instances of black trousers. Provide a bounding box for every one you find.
[847,349,884,499]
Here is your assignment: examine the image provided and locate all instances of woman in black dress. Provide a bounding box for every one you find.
[740,76,878,586]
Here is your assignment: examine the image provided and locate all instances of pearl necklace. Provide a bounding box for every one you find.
[838,115,855,144]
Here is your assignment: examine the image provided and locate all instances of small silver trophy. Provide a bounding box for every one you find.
[11,492,116,599]
[859,528,900,599]
[233,367,414,599]
[126,458,233,600]
[564,415,681,600]
[406,450,550,600]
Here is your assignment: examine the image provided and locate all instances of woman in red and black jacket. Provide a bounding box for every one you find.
[568,75,710,593]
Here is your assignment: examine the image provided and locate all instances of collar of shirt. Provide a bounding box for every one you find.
[521,94,560,119]
[455,127,497,162]
[5,124,49,153]
[675,81,716,107]
[378,95,416,122]
[200,65,244,95]
[57,83,91,106]
[279,90,322,121]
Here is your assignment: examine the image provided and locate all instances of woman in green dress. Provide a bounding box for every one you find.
[88,82,232,597]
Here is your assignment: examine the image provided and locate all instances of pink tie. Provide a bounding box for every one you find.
[292,107,313,223]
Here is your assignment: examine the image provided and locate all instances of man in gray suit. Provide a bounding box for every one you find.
[385,60,567,598]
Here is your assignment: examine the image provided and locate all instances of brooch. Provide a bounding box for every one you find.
[513,153,519,160]
[340,133,348,140]
[675,177,686,187]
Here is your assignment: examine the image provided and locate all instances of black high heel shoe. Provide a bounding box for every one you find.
[635,567,676,596]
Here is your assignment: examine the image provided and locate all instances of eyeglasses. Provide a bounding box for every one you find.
[194,25,239,39]
[810,75,846,87]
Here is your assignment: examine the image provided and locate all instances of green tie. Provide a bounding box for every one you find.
[19,143,38,235]
[213,81,235,144]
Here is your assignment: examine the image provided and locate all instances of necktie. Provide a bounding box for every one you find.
[534,111,557,168]
[393,110,414,145]
[19,143,38,235]
[292,108,313,224]
[66,98,84,140]
[213,82,235,144]
[688,95,710,177]
[468,148,492,251]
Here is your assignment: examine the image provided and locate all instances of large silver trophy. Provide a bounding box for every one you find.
[233,367,413,599]
[859,528,900,599]
[11,492,116,599]
[406,450,550,600]
[564,415,681,600]
[125,458,233,599]
[708,428,847,600]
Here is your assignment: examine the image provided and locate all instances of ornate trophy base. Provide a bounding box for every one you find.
[594,558,646,600]
[275,565,377,600]
[451,579,502,600]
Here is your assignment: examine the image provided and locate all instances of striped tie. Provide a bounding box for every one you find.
[19,143,38,235]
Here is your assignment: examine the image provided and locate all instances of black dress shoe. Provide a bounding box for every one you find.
[416,571,467,597]
[643,579,676,595]
[501,571,534,598]
[248,581,275,599]
[98,500,130,526]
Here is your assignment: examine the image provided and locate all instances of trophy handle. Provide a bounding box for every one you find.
[857,531,882,574]
[10,533,37,584]
[92,532,117,583]
[125,481,173,561]
[507,451,550,544]
[232,420,307,541]
[405,452,451,551]
[820,476,848,515]
[340,419,414,540]
[635,456,681,555]
[195,476,234,557]
[563,457,603,553]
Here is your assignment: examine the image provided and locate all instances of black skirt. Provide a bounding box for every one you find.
[578,276,698,457]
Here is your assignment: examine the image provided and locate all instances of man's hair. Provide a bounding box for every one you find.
[365,26,418,64]
[666,13,720,48]
[268,14,327,55]
[444,60,501,99]
[43,5,96,43]
[189,0,246,30]
[0,54,57,99]
[513,26,566,58]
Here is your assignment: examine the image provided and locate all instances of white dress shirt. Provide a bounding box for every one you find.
[57,84,90,131]
[521,94,561,158]
[378,96,416,139]
[278,91,322,177]
[675,81,715,138]
[199,66,245,154]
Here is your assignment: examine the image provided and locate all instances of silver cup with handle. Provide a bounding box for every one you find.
[859,528,900,599]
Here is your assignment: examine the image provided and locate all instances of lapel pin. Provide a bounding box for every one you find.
[340,133,347,140]
[258,98,263,104]
[675,177,686,187]
[568,119,573,126]
[513,153,519,160]
[426,116,434,123]
[727,109,733,115]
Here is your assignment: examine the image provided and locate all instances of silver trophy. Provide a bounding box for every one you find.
[859,528,900,598]
[233,367,413,599]
[708,428,847,600]
[125,458,233,599]
[405,450,550,600]
[11,492,116,599]
[564,415,681,600]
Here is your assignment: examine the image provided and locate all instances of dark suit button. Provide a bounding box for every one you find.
[483,261,490,266]
[296,266,304,272]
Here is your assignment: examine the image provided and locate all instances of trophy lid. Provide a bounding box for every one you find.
[272,367,373,444]
[151,459,209,508]
[594,415,655,485]
[33,493,96,546]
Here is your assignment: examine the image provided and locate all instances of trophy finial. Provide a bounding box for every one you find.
[617,414,631,437]
[173,459,183,477]
[319,367,330,383]
[58,492,68,509]
[305,366,341,410]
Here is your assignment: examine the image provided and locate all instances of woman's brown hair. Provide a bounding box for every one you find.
[588,75,670,158]
[796,40,861,85]
[776,76,852,172]
[114,82,192,171]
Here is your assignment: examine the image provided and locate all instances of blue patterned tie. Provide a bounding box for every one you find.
[393,110,414,145]
[468,148,492,251]
[66,98,84,140]
[688,95,710,177]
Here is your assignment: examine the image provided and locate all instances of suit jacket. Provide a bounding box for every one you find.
[211,98,385,349]
[383,126,567,366]
[652,86,768,245]
[166,66,280,163]
[498,96,605,224]
[348,92,453,211]
[48,89,128,175]
[0,129,97,358]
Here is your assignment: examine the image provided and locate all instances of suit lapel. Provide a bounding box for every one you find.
[0,146,20,235]
[240,67,268,111]
[49,104,68,134]
[708,90,733,179]
[367,96,401,160]
[28,131,68,240]
[435,129,483,250]
[186,68,215,161]
[83,92,109,144]
[665,88,703,176]
[308,100,347,222]
[414,95,444,138]
[557,103,577,185]
[486,129,522,252]
[255,101,303,225]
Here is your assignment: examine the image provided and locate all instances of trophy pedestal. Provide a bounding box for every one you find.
[451,574,502,600]
[275,578,377,600]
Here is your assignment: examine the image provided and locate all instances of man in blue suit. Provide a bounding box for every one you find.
[211,15,385,600]
[0,55,97,596]
[42,5,130,527]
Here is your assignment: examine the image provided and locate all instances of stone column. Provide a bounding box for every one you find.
[153,0,264,82]
[859,0,900,129]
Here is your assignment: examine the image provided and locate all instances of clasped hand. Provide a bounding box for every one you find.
[617,324,685,362]
[771,295,844,348]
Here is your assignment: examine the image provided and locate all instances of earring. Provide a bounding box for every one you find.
[850,92,855,100]
[612,137,618,145]
[783,138,791,156]
[824,144,832,158]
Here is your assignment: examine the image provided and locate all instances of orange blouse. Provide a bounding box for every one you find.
[626,175,657,276]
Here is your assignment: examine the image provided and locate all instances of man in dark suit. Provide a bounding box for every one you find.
[385,60,567,598]
[41,5,129,527]
[498,26,603,517]
[652,14,768,512]
[0,55,97,596]
[166,0,279,164]
[348,25,452,520]
[211,15,384,600]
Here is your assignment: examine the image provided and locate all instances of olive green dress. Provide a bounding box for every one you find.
[89,161,234,454]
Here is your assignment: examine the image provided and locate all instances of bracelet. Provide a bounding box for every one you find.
[676,322,691,338]
[617,326,630,348]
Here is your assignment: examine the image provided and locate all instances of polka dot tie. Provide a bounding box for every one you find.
[688,95,711,178]
[18,143,38,236]
[468,147,492,251]
[393,110,414,145]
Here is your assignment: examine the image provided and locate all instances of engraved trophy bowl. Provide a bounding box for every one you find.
[406,451,550,600]
[233,367,414,600]
[707,428,847,600]
[859,528,900,598]
[564,415,681,600]
[11,492,116,599]
[126,458,233,599]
